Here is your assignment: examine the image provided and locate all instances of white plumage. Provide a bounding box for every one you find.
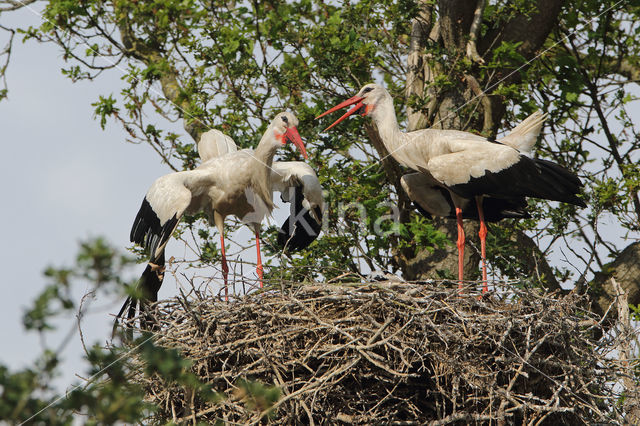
[499,110,548,154]
[319,83,584,289]
[271,161,324,221]
[198,128,324,249]
[400,110,549,220]
[199,130,324,221]
[197,129,238,161]
[117,112,316,328]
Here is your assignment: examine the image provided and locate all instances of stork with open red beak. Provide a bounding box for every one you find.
[318,83,585,291]
[116,112,315,328]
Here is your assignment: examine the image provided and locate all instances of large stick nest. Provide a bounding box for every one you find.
[122,281,628,424]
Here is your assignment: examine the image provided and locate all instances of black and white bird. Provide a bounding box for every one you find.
[116,112,323,328]
[397,111,550,287]
[318,83,585,290]
[198,130,324,252]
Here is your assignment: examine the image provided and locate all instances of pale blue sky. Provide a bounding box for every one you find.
[0,8,169,389]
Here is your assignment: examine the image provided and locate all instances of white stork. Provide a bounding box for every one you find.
[116,112,322,327]
[318,83,585,290]
[397,111,546,221]
[200,130,325,251]
[398,111,549,287]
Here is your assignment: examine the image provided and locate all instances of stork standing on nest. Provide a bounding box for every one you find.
[117,112,322,328]
[318,83,585,291]
[198,129,324,252]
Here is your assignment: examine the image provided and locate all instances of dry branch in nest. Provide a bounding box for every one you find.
[119,281,631,425]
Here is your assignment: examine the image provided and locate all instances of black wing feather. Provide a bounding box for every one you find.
[480,197,531,221]
[412,201,433,219]
[276,186,322,252]
[113,252,165,337]
[413,195,530,222]
[450,156,585,207]
[130,197,179,261]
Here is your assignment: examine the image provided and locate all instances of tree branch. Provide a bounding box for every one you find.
[568,36,640,222]
[492,0,564,59]
[405,1,435,132]
[466,0,486,64]
[510,230,562,291]
[464,74,493,134]
[118,23,207,142]
[438,0,478,51]
[569,50,640,84]
[588,242,640,320]
[0,0,37,12]
[0,23,14,100]
[610,277,640,424]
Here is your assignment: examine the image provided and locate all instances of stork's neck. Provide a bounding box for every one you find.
[254,132,278,167]
[250,130,279,210]
[369,95,406,156]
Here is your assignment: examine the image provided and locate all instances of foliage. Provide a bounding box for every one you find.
[0,238,280,424]
[0,238,148,424]
[2,0,635,284]
[1,0,640,421]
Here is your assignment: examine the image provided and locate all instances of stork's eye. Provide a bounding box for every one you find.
[362,87,374,94]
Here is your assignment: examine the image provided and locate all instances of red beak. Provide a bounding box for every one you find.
[316,95,365,131]
[284,126,308,159]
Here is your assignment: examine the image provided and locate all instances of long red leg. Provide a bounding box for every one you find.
[220,233,229,301]
[255,228,264,288]
[455,207,465,292]
[476,197,488,293]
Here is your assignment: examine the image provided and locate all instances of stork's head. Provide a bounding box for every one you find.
[273,111,307,159]
[316,83,387,131]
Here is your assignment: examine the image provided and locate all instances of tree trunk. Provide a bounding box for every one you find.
[396,219,481,281]
[587,242,640,320]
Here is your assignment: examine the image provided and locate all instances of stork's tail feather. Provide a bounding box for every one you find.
[112,253,166,337]
[499,111,547,153]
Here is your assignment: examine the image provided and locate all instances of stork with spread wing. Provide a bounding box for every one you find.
[115,112,323,330]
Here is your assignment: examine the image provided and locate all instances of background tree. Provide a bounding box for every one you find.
[1,0,639,422]
[1,0,639,349]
